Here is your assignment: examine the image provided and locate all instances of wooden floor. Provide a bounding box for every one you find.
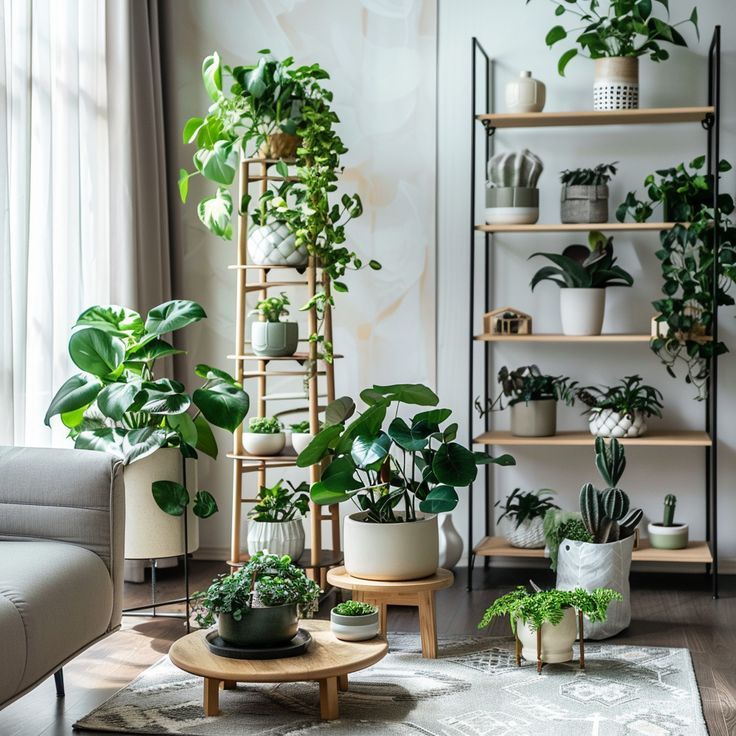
[1,561,734,735]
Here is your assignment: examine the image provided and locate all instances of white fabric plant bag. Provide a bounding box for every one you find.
[556,534,635,640]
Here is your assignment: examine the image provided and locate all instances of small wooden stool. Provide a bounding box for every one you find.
[326,566,453,658]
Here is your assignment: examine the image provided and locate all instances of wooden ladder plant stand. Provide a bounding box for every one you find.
[515,609,586,674]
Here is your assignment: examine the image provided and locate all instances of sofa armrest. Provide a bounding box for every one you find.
[0,446,125,629]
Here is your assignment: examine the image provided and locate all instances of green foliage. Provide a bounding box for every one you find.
[576,374,663,418]
[290,420,312,433]
[543,510,593,571]
[560,162,617,186]
[663,493,677,526]
[251,292,290,323]
[526,0,699,76]
[496,488,559,529]
[248,479,310,522]
[151,481,219,520]
[478,585,622,634]
[333,600,377,616]
[248,416,282,434]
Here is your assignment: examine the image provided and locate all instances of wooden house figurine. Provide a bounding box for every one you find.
[484,307,532,336]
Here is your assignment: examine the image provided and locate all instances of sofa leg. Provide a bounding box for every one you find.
[54,669,65,698]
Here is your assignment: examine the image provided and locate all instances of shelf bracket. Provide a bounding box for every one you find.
[702,112,715,130]
[481,120,496,137]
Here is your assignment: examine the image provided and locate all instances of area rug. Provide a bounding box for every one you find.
[74,633,707,735]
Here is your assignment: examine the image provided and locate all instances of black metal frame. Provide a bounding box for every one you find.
[467,30,722,598]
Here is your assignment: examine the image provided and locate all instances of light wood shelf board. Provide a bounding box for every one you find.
[476,222,679,233]
[244,281,308,292]
[474,430,712,447]
[228,352,343,362]
[475,333,652,343]
[228,264,317,271]
[228,549,344,570]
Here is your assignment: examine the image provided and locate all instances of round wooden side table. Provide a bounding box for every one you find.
[326,566,454,658]
[169,619,387,720]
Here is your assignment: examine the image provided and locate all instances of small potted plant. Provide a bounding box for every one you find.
[577,375,663,438]
[247,187,308,268]
[530,231,634,335]
[243,416,285,456]
[560,162,617,224]
[478,585,622,666]
[250,292,299,358]
[193,552,320,647]
[477,365,578,437]
[330,600,380,642]
[648,494,689,550]
[485,149,544,225]
[247,479,310,559]
[496,489,560,549]
[290,419,315,455]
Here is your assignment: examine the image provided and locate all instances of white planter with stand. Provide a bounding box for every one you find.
[517,607,577,664]
[560,288,605,335]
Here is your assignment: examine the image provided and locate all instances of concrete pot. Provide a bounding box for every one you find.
[485,187,539,225]
[330,608,380,641]
[594,56,639,110]
[510,399,556,437]
[242,432,285,456]
[648,522,689,550]
[218,604,298,647]
[561,184,609,224]
[560,288,605,335]
[252,321,299,357]
[517,607,577,664]
[247,518,305,560]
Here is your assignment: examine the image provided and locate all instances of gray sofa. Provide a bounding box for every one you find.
[0,446,124,709]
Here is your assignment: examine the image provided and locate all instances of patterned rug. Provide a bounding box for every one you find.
[74,633,707,735]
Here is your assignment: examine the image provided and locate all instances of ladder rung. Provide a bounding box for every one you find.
[245,281,308,292]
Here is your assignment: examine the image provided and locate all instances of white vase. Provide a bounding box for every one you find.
[438,513,463,569]
[560,288,605,335]
[248,222,308,266]
[242,432,285,456]
[593,57,639,111]
[247,518,305,560]
[505,70,546,113]
[517,607,577,664]
[589,409,648,438]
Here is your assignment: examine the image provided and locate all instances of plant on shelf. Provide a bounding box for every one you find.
[250,292,299,358]
[530,231,634,336]
[560,163,618,187]
[242,416,285,456]
[560,162,617,224]
[330,599,380,641]
[290,420,311,433]
[495,489,560,549]
[485,149,544,226]
[648,494,689,550]
[290,418,319,455]
[576,374,663,438]
[299,383,515,580]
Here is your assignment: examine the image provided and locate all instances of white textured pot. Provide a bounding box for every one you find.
[502,516,546,549]
[330,609,380,642]
[517,607,577,664]
[594,57,639,111]
[124,448,199,560]
[560,288,605,335]
[247,518,305,560]
[248,222,308,266]
[438,513,464,569]
[344,512,439,581]
[291,432,314,455]
[505,71,546,113]
[242,432,285,456]
[510,399,556,437]
[589,409,647,438]
[252,321,299,357]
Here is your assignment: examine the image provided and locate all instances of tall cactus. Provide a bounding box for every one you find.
[595,436,626,487]
[663,494,676,526]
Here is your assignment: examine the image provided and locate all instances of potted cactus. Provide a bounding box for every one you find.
[648,494,689,550]
[560,162,617,224]
[555,438,643,639]
[495,488,560,549]
[330,600,380,642]
[485,149,543,225]
[250,292,299,358]
[243,416,285,456]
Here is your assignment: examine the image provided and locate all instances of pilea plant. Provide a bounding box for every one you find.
[248,416,282,434]
[252,292,290,323]
[560,162,618,186]
[576,375,663,418]
[495,489,559,529]
[248,479,310,522]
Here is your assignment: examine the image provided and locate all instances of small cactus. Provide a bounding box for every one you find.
[602,487,630,521]
[663,494,676,526]
[487,149,544,188]
[595,436,626,487]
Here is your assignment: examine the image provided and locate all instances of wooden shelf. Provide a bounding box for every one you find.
[245,280,308,292]
[229,352,343,362]
[473,536,712,565]
[228,264,313,271]
[475,333,652,343]
[474,430,712,447]
[476,106,713,129]
[228,548,344,570]
[476,222,678,233]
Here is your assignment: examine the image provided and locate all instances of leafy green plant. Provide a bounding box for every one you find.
[248,479,310,522]
[576,375,663,418]
[543,510,593,571]
[252,292,290,323]
[530,231,634,290]
[299,383,515,523]
[478,585,622,634]
[527,0,699,76]
[560,162,617,186]
[496,489,560,529]
[290,420,312,433]
[333,600,377,616]
[247,416,282,434]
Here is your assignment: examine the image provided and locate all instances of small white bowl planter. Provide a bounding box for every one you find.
[247,518,306,560]
[242,432,286,456]
[648,522,689,550]
[291,432,314,455]
[517,607,577,664]
[589,409,647,438]
[330,608,380,642]
[510,399,556,437]
[560,288,605,335]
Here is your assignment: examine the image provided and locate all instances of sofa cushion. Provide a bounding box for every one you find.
[0,540,113,699]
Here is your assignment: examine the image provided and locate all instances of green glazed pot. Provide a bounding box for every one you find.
[217,603,299,647]
[252,321,299,357]
[647,522,689,550]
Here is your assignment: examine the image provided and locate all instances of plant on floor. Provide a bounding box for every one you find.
[543,510,593,571]
[526,0,699,76]
[496,489,559,529]
[248,416,282,434]
[333,600,377,616]
[560,162,617,186]
[248,479,310,522]
[251,292,290,322]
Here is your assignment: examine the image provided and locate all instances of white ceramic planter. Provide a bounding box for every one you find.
[517,607,577,664]
[510,399,556,437]
[330,608,380,641]
[252,321,299,357]
[502,516,546,549]
[248,222,307,266]
[560,288,605,335]
[242,432,285,456]
[589,409,647,438]
[247,518,305,560]
[648,522,689,550]
[343,512,439,581]
[291,432,314,455]
[593,57,639,111]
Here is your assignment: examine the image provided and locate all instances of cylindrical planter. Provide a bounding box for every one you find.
[505,71,546,113]
[343,512,439,581]
[589,409,648,438]
[593,57,639,111]
[510,399,557,437]
[560,184,609,224]
[252,321,299,357]
[247,518,306,560]
[259,132,301,160]
[438,513,464,569]
[291,432,314,455]
[517,607,577,664]
[242,432,285,456]
[502,516,546,549]
[556,535,635,639]
[485,187,539,225]
[648,522,689,550]
[217,604,298,647]
[560,288,606,335]
[330,608,380,642]
[248,223,308,267]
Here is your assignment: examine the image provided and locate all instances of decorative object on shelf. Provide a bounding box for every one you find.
[496,488,560,549]
[478,585,621,672]
[438,513,464,569]
[649,494,689,550]
[250,292,299,357]
[556,438,643,639]
[577,375,663,438]
[560,162,617,223]
[289,420,314,455]
[248,220,307,267]
[242,416,285,456]
[330,600,380,641]
[504,70,546,113]
[302,384,515,581]
[476,365,577,437]
[485,149,543,225]
[246,479,310,559]
[530,230,634,335]
[483,307,532,336]
[526,0,699,109]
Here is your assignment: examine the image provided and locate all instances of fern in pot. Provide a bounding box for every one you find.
[496,489,559,549]
[250,292,298,357]
[560,162,617,224]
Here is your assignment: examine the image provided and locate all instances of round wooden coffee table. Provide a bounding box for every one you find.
[169,619,387,720]
[326,566,454,658]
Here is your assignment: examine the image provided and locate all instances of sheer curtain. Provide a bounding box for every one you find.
[0,0,171,446]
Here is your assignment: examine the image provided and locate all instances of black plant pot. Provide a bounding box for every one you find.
[218,604,298,647]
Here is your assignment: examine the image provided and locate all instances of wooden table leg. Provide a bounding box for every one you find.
[221,680,237,690]
[319,676,339,720]
[418,591,438,659]
[338,673,349,691]
[203,677,220,716]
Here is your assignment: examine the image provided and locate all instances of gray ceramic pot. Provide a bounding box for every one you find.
[218,603,298,647]
[252,321,299,357]
[485,187,540,225]
[510,399,556,437]
[560,184,609,224]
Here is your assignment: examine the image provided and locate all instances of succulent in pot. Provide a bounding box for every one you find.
[530,231,634,336]
[577,374,663,438]
[648,494,688,550]
[290,419,316,455]
[247,479,310,560]
[485,149,544,225]
[560,162,617,224]
[330,600,380,642]
[243,416,285,456]
[250,292,299,358]
[496,488,559,549]
[193,552,320,647]
[299,383,515,581]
